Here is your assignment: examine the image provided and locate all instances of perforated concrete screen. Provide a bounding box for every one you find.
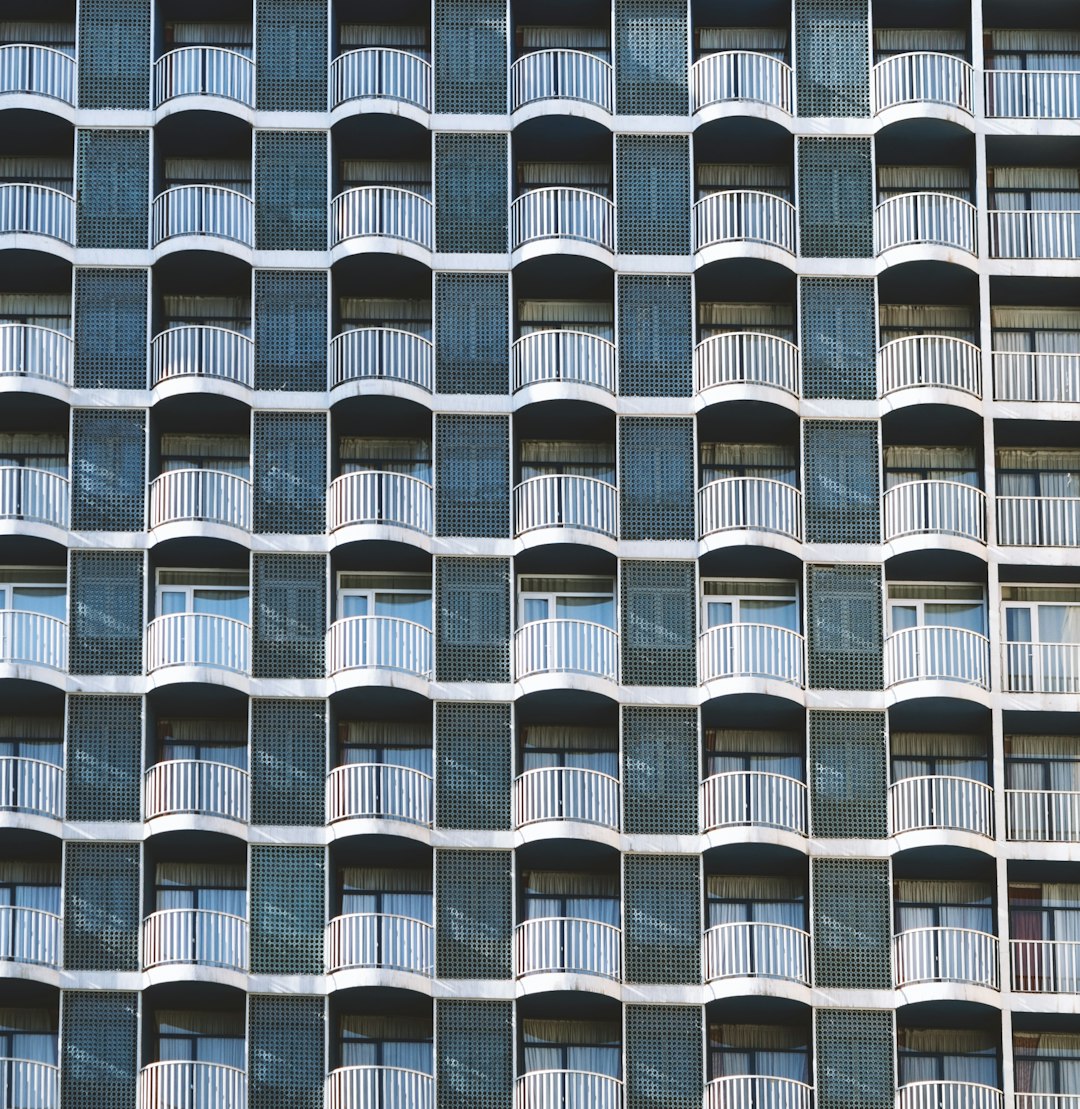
[78,0,149,108]
[620,418,695,540]
[251,699,324,825]
[625,854,700,983]
[73,269,148,389]
[804,421,881,543]
[253,271,327,391]
[76,130,149,249]
[812,858,892,988]
[255,133,327,251]
[807,564,884,689]
[64,843,139,970]
[436,134,508,253]
[71,410,145,531]
[253,413,327,533]
[66,695,141,823]
[436,849,512,979]
[437,1000,513,1109]
[795,0,870,116]
[627,1006,703,1109]
[434,0,507,114]
[435,416,509,537]
[252,554,326,679]
[615,0,689,114]
[816,1010,895,1109]
[622,561,697,685]
[249,996,324,1109]
[256,0,327,110]
[618,275,693,396]
[810,710,888,837]
[798,138,874,257]
[61,991,138,1109]
[617,135,691,255]
[624,706,698,833]
[250,846,323,975]
[435,273,509,393]
[436,557,511,682]
[801,277,877,398]
[436,701,511,830]
[70,551,143,675]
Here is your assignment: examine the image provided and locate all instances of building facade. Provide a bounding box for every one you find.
[0,0,1077,1106]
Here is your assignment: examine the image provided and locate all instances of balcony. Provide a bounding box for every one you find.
[511,330,615,394]
[691,51,793,114]
[151,326,253,389]
[883,481,986,544]
[1006,790,1080,841]
[1012,938,1080,993]
[146,614,250,675]
[698,624,805,686]
[0,756,62,819]
[514,475,618,539]
[1003,642,1080,695]
[514,767,620,830]
[986,70,1080,119]
[514,917,621,980]
[989,210,1080,259]
[885,627,991,689]
[0,43,75,104]
[326,1066,434,1109]
[700,771,807,835]
[144,760,249,823]
[152,186,254,248]
[898,1082,1003,1109]
[889,776,994,838]
[514,1071,622,1109]
[993,350,1080,402]
[325,912,433,975]
[327,617,433,679]
[703,921,810,986]
[704,1076,812,1109]
[143,908,248,972]
[876,193,977,255]
[330,328,433,392]
[0,467,69,529]
[331,48,432,112]
[699,478,802,542]
[140,1061,246,1109]
[328,471,433,535]
[0,184,73,244]
[879,336,982,398]
[997,497,1080,546]
[154,47,254,107]
[0,611,66,671]
[326,763,433,826]
[331,187,433,251]
[511,188,615,253]
[894,926,999,988]
[0,322,71,385]
[0,905,60,966]
[511,49,613,114]
[873,53,974,114]
[514,620,618,682]
[0,1058,58,1108]
[694,332,800,397]
[149,470,252,532]
[694,191,797,255]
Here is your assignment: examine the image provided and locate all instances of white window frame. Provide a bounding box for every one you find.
[336,572,432,628]
[155,569,250,620]
[887,582,987,636]
[699,578,800,631]
[517,577,616,629]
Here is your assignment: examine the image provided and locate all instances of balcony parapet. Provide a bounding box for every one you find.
[0,612,66,672]
[326,1066,434,1109]
[876,192,977,255]
[701,771,807,835]
[885,626,991,690]
[691,51,793,114]
[330,327,433,393]
[326,763,433,827]
[152,326,253,389]
[512,330,616,395]
[873,52,973,114]
[149,469,251,532]
[704,921,810,985]
[327,616,433,679]
[1011,938,1080,993]
[144,760,249,824]
[694,332,800,398]
[997,496,1080,547]
[0,44,74,104]
[0,756,62,820]
[142,907,248,972]
[0,466,69,530]
[0,905,60,967]
[694,190,796,255]
[152,185,253,248]
[1003,642,1080,695]
[514,1071,622,1109]
[514,917,621,980]
[511,49,612,114]
[154,47,254,107]
[331,186,433,252]
[0,1058,57,1108]
[514,475,617,540]
[985,70,1080,119]
[514,619,618,682]
[898,1082,1003,1109]
[329,471,433,535]
[0,184,73,244]
[698,624,804,687]
[883,481,986,544]
[326,912,433,976]
[889,775,993,838]
[704,1076,812,1109]
[699,478,802,542]
[989,210,1080,260]
[1006,789,1080,842]
[511,188,614,253]
[331,48,432,112]
[994,350,1080,403]
[140,1061,246,1109]
[514,767,620,830]
[879,335,981,399]
[146,614,250,675]
[0,323,71,386]
[894,926,999,989]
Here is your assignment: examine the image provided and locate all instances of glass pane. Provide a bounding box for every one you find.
[924,602,985,633]
[740,598,798,630]
[1006,607,1033,643]
[11,588,65,619]
[1039,605,1080,644]
[707,601,733,627]
[161,591,187,615]
[556,594,615,627]
[192,590,249,622]
[522,598,550,623]
[374,592,432,628]
[891,605,918,631]
[342,594,369,618]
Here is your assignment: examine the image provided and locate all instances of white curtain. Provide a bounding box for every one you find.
[341,867,432,923]
[0,1007,56,1066]
[700,442,797,486]
[520,439,614,481]
[0,293,70,331]
[895,879,993,931]
[0,22,74,52]
[706,875,804,928]
[992,306,1080,353]
[155,1010,244,1068]
[991,167,1080,210]
[163,295,250,333]
[880,303,977,342]
[709,1024,809,1082]
[518,298,613,338]
[522,870,619,925]
[1007,734,1080,790]
[339,1014,432,1073]
[699,301,795,340]
[877,164,971,200]
[340,160,431,198]
[697,163,791,201]
[898,1028,999,1086]
[338,437,431,481]
[986,30,1080,70]
[997,449,1080,497]
[522,1020,621,1079]
[1014,1032,1080,1094]
[698,28,787,57]
[166,22,252,53]
[874,28,966,56]
[521,724,617,775]
[883,445,979,487]
[163,159,250,193]
[0,861,59,916]
[0,715,62,764]
[518,162,611,195]
[340,24,428,56]
[155,862,245,916]
[521,26,609,59]
[339,297,431,339]
[0,156,72,193]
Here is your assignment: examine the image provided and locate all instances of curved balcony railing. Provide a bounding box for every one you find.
[512,330,616,394]
[986,70,1080,119]
[331,48,432,111]
[997,496,1080,547]
[152,185,253,247]
[0,905,60,966]
[0,43,75,103]
[514,767,620,829]
[885,626,990,689]
[140,1061,246,1109]
[326,1066,434,1109]
[327,616,433,678]
[879,335,982,398]
[146,614,250,675]
[326,762,433,826]
[329,471,433,534]
[1006,789,1080,842]
[1003,642,1080,695]
[144,760,249,823]
[873,52,973,113]
[704,1075,812,1109]
[1012,938,1080,993]
[694,190,797,254]
[511,188,614,252]
[699,478,802,541]
[691,51,793,113]
[698,624,805,686]
[514,475,617,539]
[143,908,248,971]
[515,917,621,980]
[0,322,71,384]
[514,1071,622,1109]
[1015,1095,1080,1109]
[326,912,433,975]
[0,756,62,819]
[694,332,800,396]
[330,327,433,392]
[332,187,433,250]
[0,467,69,529]
[989,210,1080,259]
[0,1058,58,1108]
[154,46,253,106]
[511,49,612,113]
[993,350,1080,403]
[894,926,999,988]
[700,771,807,835]
[0,611,67,671]
[704,921,811,984]
[149,469,251,531]
[889,775,993,838]
[898,1081,1004,1109]
[876,192,977,254]
[883,480,986,543]
[0,184,73,243]
[151,325,253,388]
[514,619,618,682]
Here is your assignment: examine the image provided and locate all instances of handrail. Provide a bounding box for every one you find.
[703,920,811,984]
[0,905,61,966]
[700,770,807,835]
[0,43,76,103]
[985,68,1080,119]
[511,187,615,251]
[898,1080,1004,1109]
[883,479,986,543]
[514,618,618,681]
[145,613,250,674]
[144,759,250,823]
[514,766,621,829]
[1011,937,1080,993]
[699,476,802,541]
[875,191,977,254]
[514,916,622,979]
[327,615,433,678]
[326,762,433,826]
[329,470,433,534]
[0,465,69,529]
[331,47,432,111]
[0,755,63,819]
[873,51,974,113]
[511,329,616,393]
[0,183,74,244]
[894,925,1000,988]
[993,349,1080,403]
[154,45,254,106]
[1003,640,1080,695]
[0,322,71,383]
[694,189,797,254]
[326,911,434,975]
[0,1057,58,1108]
[989,209,1080,260]
[326,1065,435,1109]
[1006,788,1080,842]
[140,1060,246,1109]
[511,48,613,112]
[889,774,993,837]
[142,907,248,971]
[151,325,253,388]
[331,185,433,250]
[997,494,1080,547]
[704,1075,813,1109]
[885,625,990,689]
[149,469,252,531]
[330,327,433,392]
[0,610,67,670]
[878,334,982,397]
[513,473,618,538]
[152,185,254,247]
[698,623,805,686]
[691,50,793,113]
[694,331,800,395]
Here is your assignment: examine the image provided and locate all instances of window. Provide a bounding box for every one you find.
[339,22,429,57]
[154,1010,244,1069]
[157,718,247,770]
[700,443,797,487]
[159,433,250,479]
[339,867,432,923]
[894,879,994,934]
[696,27,788,62]
[701,579,799,631]
[1014,1031,1080,1096]
[0,861,60,960]
[1003,586,1080,693]
[705,729,804,781]
[876,165,971,203]
[1011,883,1080,992]
[338,720,432,775]
[997,449,1080,497]
[1006,734,1080,792]
[989,167,1080,213]
[991,306,1080,357]
[879,304,977,344]
[517,162,611,198]
[0,568,66,622]
[873,28,967,61]
[0,156,72,194]
[883,446,979,489]
[518,576,615,629]
[162,158,251,194]
[154,862,246,918]
[339,297,432,339]
[890,733,989,784]
[519,441,614,484]
[985,30,1080,72]
[338,1015,432,1074]
[520,724,617,778]
[709,1024,809,1083]
[337,572,432,627]
[0,21,75,53]
[0,293,70,333]
[162,22,253,55]
[156,569,249,623]
[517,299,613,340]
[0,1007,57,1094]
[162,295,251,336]
[696,163,792,203]
[521,1019,621,1079]
[337,437,431,482]
[518,25,609,61]
[521,871,619,926]
[706,875,805,930]
[897,1028,999,1088]
[340,159,431,199]
[887,583,986,635]
[698,301,795,342]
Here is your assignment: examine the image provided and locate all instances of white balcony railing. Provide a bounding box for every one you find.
[149,469,251,531]
[511,188,614,252]
[1016,1096,1080,1109]
[898,1081,1004,1109]
[885,626,991,689]
[694,190,797,254]
[332,187,433,250]
[989,211,1080,259]
[152,185,253,247]
[694,332,800,396]
[140,1061,246,1109]
[883,481,986,543]
[993,351,1080,403]
[326,912,433,975]
[154,46,253,106]
[511,330,616,394]
[704,921,811,985]
[330,327,433,392]
[514,766,620,829]
[151,326,253,388]
[889,775,993,838]
[331,48,432,111]
[514,475,618,538]
[1006,790,1080,842]
[0,906,60,966]
[146,613,250,674]
[328,471,433,534]
[873,52,974,113]
[998,496,1080,547]
[704,1075,812,1109]
[0,467,68,529]
[326,1066,435,1109]
[0,43,75,103]
[0,756,62,819]
[1012,939,1080,993]
[699,478,802,541]
[327,616,433,678]
[0,1058,58,1109]
[144,760,249,823]
[514,1071,622,1109]
[700,771,807,835]
[514,619,618,681]
[515,917,621,979]
[143,908,248,971]
[0,611,67,671]
[1003,642,1080,695]
[0,322,71,384]
[986,70,1080,119]
[879,335,982,398]
[326,763,433,827]
[876,192,977,254]
[894,926,1000,988]
[511,49,612,113]
[691,51,793,113]
[698,624,805,686]
[0,184,73,243]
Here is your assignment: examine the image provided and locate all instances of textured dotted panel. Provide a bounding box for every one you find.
[795,0,870,117]
[76,130,149,249]
[798,138,874,257]
[254,271,327,392]
[622,561,697,687]
[436,1000,513,1109]
[803,421,880,544]
[618,275,693,397]
[253,554,325,680]
[812,859,892,989]
[67,695,141,823]
[807,564,883,690]
[249,996,324,1109]
[435,134,508,254]
[615,0,689,115]
[433,0,507,114]
[252,699,324,825]
[617,135,691,255]
[436,850,512,979]
[619,417,695,540]
[436,702,511,830]
[61,992,138,1109]
[69,551,144,676]
[255,0,327,111]
[71,409,146,532]
[627,1006,703,1109]
[253,412,327,533]
[64,842,139,971]
[250,846,324,975]
[624,707,698,834]
[800,277,876,399]
[434,415,509,537]
[816,1010,895,1109]
[435,273,508,394]
[625,854,700,984]
[73,269,148,389]
[77,0,150,109]
[435,558,511,684]
[255,133,327,252]
[809,710,887,838]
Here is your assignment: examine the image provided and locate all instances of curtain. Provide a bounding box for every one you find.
[0,861,59,918]
[699,28,787,57]
[163,159,251,193]
[155,862,245,916]
[163,295,250,333]
[0,716,62,763]
[874,28,966,56]
[166,22,252,53]
[709,1024,809,1082]
[992,306,1080,354]
[706,875,805,929]
[897,1028,999,1087]
[522,1020,621,1078]
[699,301,795,340]
[883,445,979,488]
[518,162,611,195]
[340,160,431,198]
[990,167,1080,210]
[877,164,971,200]
[880,303,977,342]
[0,293,70,332]
[339,721,432,773]
[341,24,428,53]
[339,297,432,339]
[338,437,431,480]
[986,30,1080,70]
[522,870,619,923]
[1007,735,1080,791]
[0,432,67,476]
[0,1007,56,1066]
[1014,1032,1080,1094]
[520,440,614,481]
[0,156,72,192]
[156,1010,244,1068]
[0,22,75,52]
[518,299,613,338]
[706,729,803,778]
[997,448,1080,497]
[895,879,993,931]
[339,1014,433,1073]
[891,732,988,782]
[521,25,609,59]
[341,868,432,923]
[160,433,249,471]
[521,725,617,775]
[700,442,797,485]
[697,163,791,201]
